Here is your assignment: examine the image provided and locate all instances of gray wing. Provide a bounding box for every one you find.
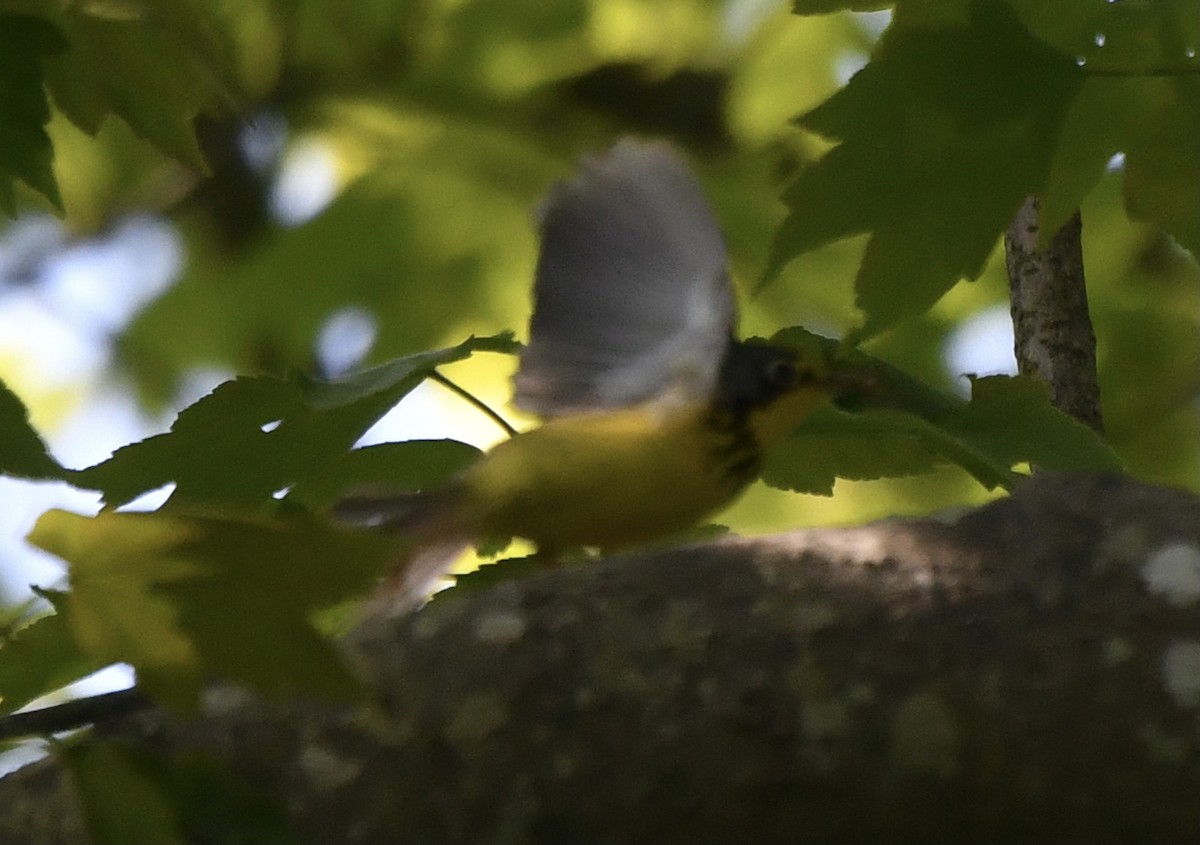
[513,139,736,416]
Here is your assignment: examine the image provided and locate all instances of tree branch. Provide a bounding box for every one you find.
[1004,197,1104,432]
[2,474,1198,843]
[0,689,149,743]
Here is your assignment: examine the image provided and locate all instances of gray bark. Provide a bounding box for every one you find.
[2,473,1199,843]
[1005,198,1105,433]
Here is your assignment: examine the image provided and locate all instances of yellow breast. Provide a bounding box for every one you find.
[458,384,831,552]
[459,404,740,550]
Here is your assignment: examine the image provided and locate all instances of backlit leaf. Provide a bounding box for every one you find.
[0,610,108,716]
[0,377,66,480]
[0,14,64,212]
[768,1,1084,337]
[43,0,238,171]
[73,334,515,510]
[288,439,482,510]
[29,509,398,708]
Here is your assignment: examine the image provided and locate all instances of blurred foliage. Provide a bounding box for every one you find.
[0,596,107,717]
[60,738,291,844]
[28,507,397,708]
[0,0,1198,837]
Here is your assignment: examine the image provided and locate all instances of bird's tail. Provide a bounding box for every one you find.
[333,486,472,611]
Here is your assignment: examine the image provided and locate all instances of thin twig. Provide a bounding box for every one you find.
[1083,65,1200,78]
[429,370,518,438]
[0,687,151,741]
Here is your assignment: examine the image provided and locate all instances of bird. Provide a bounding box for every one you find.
[335,139,858,600]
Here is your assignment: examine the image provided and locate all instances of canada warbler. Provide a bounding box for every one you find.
[337,139,856,595]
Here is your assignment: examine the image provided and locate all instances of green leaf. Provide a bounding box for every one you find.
[60,741,187,845]
[303,333,518,408]
[0,610,109,716]
[60,740,293,845]
[0,14,65,212]
[72,334,515,510]
[0,377,67,480]
[288,439,482,510]
[33,511,205,707]
[1123,77,1200,260]
[792,1,893,12]
[767,0,1084,337]
[1012,0,1200,77]
[28,509,399,708]
[42,0,239,170]
[1039,72,1199,257]
[72,376,298,509]
[952,374,1124,473]
[764,406,953,495]
[445,553,545,597]
[165,751,293,844]
[1038,75,1159,238]
[766,405,1021,494]
[765,329,1121,492]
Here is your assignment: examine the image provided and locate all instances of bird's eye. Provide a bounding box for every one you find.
[764,358,798,389]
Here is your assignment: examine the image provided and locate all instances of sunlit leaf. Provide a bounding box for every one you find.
[792,0,892,12]
[120,133,545,403]
[419,0,594,93]
[32,512,204,707]
[29,509,399,708]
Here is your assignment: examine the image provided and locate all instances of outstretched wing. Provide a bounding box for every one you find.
[514,139,736,416]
